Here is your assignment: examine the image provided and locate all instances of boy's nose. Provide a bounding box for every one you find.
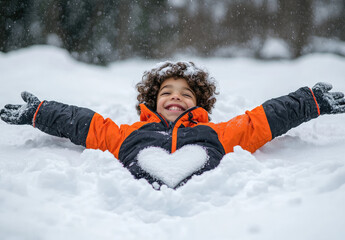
[171,93,181,100]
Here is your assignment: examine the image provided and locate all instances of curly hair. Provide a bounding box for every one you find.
[136,61,218,116]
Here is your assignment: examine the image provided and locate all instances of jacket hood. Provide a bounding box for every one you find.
[139,103,209,124]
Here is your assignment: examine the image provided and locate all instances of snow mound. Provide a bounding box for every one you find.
[260,38,291,59]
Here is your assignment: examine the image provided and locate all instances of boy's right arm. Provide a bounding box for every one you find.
[0,92,124,158]
[215,82,345,154]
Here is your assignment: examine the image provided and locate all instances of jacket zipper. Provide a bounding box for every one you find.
[157,113,169,128]
[148,105,199,153]
[170,106,198,153]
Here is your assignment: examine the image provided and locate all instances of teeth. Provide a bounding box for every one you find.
[168,106,183,111]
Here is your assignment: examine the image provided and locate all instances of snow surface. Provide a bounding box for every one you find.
[1,45,345,239]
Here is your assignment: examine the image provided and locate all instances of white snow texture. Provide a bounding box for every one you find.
[0,45,345,240]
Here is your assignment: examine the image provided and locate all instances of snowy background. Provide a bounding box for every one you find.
[0,45,345,239]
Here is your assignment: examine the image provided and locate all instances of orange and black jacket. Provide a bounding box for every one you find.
[33,87,320,187]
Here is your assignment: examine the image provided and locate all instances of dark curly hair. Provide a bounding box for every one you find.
[136,61,218,116]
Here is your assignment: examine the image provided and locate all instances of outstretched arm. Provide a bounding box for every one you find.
[215,82,345,153]
[263,82,345,139]
[1,92,127,158]
[1,92,95,146]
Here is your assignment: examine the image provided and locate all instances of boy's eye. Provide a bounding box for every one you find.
[183,93,192,98]
[161,92,170,96]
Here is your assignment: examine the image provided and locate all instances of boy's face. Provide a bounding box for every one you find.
[156,77,197,122]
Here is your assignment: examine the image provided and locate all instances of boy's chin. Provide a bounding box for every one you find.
[163,114,180,122]
[159,110,184,122]
[165,116,178,122]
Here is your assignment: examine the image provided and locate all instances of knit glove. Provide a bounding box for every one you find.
[0,92,41,125]
[312,82,345,115]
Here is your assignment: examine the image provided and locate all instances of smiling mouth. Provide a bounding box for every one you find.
[165,105,186,111]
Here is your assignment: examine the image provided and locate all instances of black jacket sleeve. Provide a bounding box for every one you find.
[262,87,319,139]
[34,101,95,146]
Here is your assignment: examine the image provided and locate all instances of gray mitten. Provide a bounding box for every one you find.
[312,82,345,115]
[0,91,41,125]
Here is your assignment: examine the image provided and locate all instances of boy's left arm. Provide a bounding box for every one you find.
[216,82,345,153]
[263,82,345,139]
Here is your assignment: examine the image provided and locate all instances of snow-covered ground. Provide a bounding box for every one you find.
[1,45,345,240]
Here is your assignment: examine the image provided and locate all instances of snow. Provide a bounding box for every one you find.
[259,38,291,59]
[154,60,204,78]
[1,45,345,239]
[307,37,345,56]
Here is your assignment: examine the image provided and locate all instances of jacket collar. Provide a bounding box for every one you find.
[139,103,209,124]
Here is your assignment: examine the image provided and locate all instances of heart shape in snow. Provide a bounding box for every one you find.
[137,145,208,188]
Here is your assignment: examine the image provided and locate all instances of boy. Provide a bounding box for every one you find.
[1,61,345,189]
